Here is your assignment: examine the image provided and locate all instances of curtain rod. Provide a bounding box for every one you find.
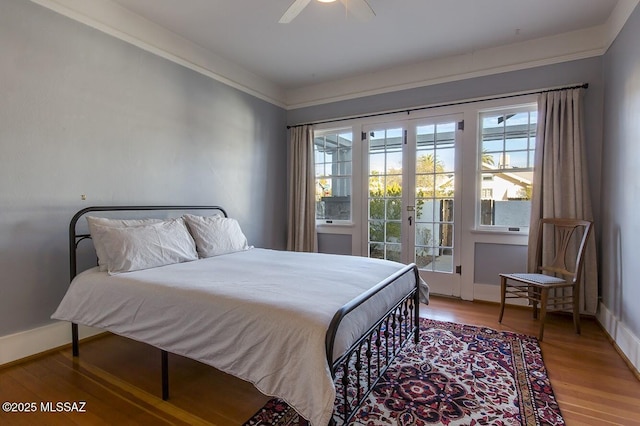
[286,83,589,129]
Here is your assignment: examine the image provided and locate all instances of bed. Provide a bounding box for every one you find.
[52,206,429,425]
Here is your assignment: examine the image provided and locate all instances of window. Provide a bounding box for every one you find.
[478,105,537,229]
[314,129,353,222]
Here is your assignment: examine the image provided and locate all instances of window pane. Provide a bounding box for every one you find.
[386,198,402,220]
[505,151,529,169]
[441,199,454,222]
[436,147,455,173]
[369,153,385,174]
[385,176,402,197]
[385,222,401,243]
[415,223,433,246]
[481,152,501,170]
[482,139,503,152]
[385,244,402,262]
[369,198,385,220]
[385,151,402,174]
[440,223,453,246]
[417,125,435,147]
[369,221,384,242]
[369,243,384,259]
[478,106,536,229]
[369,176,384,195]
[505,137,528,151]
[415,246,435,269]
[315,129,352,221]
[435,248,453,273]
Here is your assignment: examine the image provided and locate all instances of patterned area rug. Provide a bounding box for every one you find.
[243,318,564,426]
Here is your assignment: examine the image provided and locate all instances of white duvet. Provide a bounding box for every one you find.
[52,248,428,426]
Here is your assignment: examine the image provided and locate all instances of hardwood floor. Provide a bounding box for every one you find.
[1,296,638,425]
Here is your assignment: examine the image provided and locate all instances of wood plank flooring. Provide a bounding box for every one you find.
[1,296,638,425]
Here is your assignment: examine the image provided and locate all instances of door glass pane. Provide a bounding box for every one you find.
[386,199,402,220]
[386,244,401,262]
[415,122,456,273]
[385,222,401,243]
[435,247,454,272]
[369,242,384,259]
[368,127,403,261]
[436,147,455,173]
[369,220,384,241]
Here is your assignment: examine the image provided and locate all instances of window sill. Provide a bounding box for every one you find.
[316,221,354,234]
[471,228,529,236]
[469,228,530,245]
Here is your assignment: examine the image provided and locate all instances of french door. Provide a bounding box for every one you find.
[364,115,462,296]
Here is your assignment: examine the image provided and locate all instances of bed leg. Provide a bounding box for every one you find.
[72,323,79,356]
[161,350,169,400]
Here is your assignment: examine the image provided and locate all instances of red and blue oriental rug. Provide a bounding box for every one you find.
[244,318,564,425]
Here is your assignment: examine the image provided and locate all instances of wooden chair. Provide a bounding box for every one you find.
[498,218,593,341]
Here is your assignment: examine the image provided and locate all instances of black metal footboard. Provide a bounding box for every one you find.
[325,263,421,425]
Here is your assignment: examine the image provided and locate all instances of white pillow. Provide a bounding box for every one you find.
[87,216,164,271]
[183,214,250,258]
[91,218,198,275]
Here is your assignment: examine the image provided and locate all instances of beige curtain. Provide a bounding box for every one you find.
[528,88,598,314]
[286,125,317,252]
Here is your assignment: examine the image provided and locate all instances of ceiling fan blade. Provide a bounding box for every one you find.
[279,0,312,23]
[339,0,375,21]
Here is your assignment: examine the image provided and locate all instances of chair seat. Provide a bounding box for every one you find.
[501,273,566,286]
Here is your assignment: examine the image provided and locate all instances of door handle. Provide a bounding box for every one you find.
[408,216,413,226]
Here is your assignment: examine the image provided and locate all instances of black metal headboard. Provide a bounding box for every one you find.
[69,205,227,282]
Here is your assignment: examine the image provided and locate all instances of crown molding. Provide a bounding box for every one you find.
[605,0,640,48]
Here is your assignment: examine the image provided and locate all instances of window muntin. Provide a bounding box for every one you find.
[479,106,537,230]
[314,130,353,222]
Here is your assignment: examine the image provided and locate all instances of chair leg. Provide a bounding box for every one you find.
[573,290,581,335]
[538,288,549,341]
[532,287,539,320]
[498,276,507,323]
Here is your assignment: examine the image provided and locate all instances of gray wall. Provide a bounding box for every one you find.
[474,244,527,285]
[0,0,287,336]
[318,233,352,255]
[291,58,605,261]
[601,5,640,337]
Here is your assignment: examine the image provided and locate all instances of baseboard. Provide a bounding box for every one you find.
[0,321,103,367]
[597,302,640,377]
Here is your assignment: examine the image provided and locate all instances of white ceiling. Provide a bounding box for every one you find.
[35,0,637,107]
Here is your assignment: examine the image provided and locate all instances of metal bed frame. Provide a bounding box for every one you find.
[68,205,420,425]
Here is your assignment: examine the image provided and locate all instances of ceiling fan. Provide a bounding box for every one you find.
[279,0,375,24]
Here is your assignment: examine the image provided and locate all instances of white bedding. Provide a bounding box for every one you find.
[52,248,428,426]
